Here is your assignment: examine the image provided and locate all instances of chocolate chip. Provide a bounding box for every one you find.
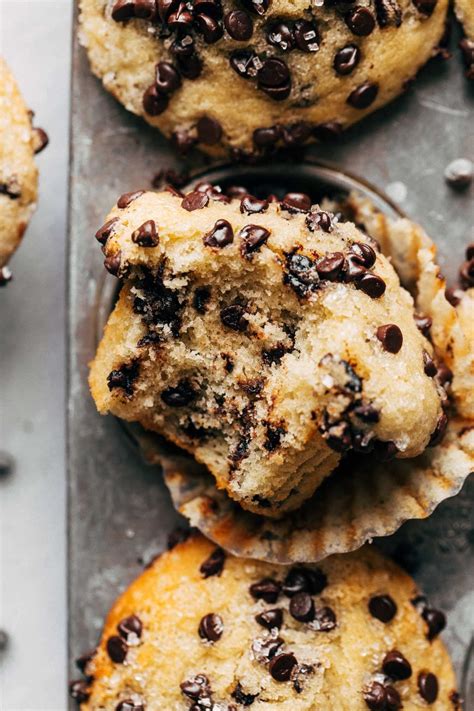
[414,313,432,338]
[200,547,226,577]
[131,220,159,247]
[281,192,311,211]
[306,210,332,232]
[198,613,224,642]
[158,0,180,22]
[75,648,96,673]
[154,63,181,96]
[412,0,437,16]
[285,253,320,297]
[195,13,224,43]
[347,81,379,109]
[351,241,376,267]
[178,52,203,80]
[428,413,448,447]
[364,681,401,710]
[369,594,397,622]
[250,577,281,603]
[240,195,269,214]
[382,650,412,680]
[69,680,90,703]
[203,219,234,248]
[220,303,248,331]
[417,672,438,703]
[116,701,145,711]
[376,324,403,353]
[422,606,446,639]
[316,252,345,281]
[445,287,462,307]
[289,592,315,622]
[255,608,283,630]
[267,21,294,51]
[354,403,380,423]
[111,0,135,21]
[182,190,209,211]
[253,125,281,148]
[117,190,144,208]
[313,606,337,631]
[32,126,49,154]
[107,361,139,395]
[161,379,197,407]
[436,361,453,388]
[241,0,270,16]
[232,682,257,706]
[106,635,128,663]
[293,19,319,52]
[345,6,375,35]
[269,653,298,682]
[460,38,474,79]
[117,614,142,642]
[264,423,286,451]
[143,84,168,115]
[95,217,119,245]
[282,566,327,596]
[239,224,270,258]
[374,0,402,27]
[180,674,211,700]
[460,258,474,289]
[258,58,291,100]
[313,121,343,141]
[282,121,312,146]
[423,350,437,377]
[356,272,386,298]
[251,635,284,662]
[225,9,253,39]
[334,44,361,75]
[196,116,223,144]
[168,2,193,28]
[194,0,223,19]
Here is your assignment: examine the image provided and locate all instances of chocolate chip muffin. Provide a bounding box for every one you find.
[79,0,448,158]
[70,533,461,710]
[455,0,474,79]
[0,58,47,284]
[89,186,446,517]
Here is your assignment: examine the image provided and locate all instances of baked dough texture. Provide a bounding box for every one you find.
[455,0,474,39]
[72,533,461,710]
[79,0,448,157]
[0,58,39,274]
[89,187,445,518]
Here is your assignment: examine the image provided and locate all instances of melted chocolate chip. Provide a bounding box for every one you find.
[232,683,258,706]
[382,650,412,680]
[155,62,181,94]
[364,681,401,711]
[422,606,446,639]
[239,224,270,258]
[347,82,379,109]
[345,6,376,35]
[200,547,226,577]
[240,195,269,214]
[316,252,345,281]
[69,680,90,703]
[285,253,320,297]
[306,210,332,232]
[289,592,315,622]
[220,303,248,331]
[313,606,337,631]
[269,653,298,682]
[182,190,209,211]
[198,613,224,642]
[264,423,286,451]
[428,413,448,447]
[281,192,311,212]
[117,614,142,642]
[106,635,128,663]
[334,44,361,75]
[203,219,234,248]
[356,272,386,298]
[418,672,439,703]
[282,566,327,596]
[376,324,403,353]
[131,219,159,247]
[225,9,253,40]
[250,577,281,603]
[107,361,140,396]
[161,379,197,406]
[252,636,284,662]
[369,594,397,622]
[353,403,380,423]
[197,116,223,144]
[255,608,283,630]
[117,190,144,209]
[95,217,119,245]
[180,674,211,700]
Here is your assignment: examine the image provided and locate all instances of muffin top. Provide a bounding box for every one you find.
[79,0,448,157]
[71,532,461,710]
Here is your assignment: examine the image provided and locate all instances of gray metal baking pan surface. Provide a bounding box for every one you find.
[67,7,474,706]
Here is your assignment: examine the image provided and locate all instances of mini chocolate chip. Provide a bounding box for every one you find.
[32,127,49,154]
[106,635,128,663]
[111,0,135,21]
[203,219,234,247]
[132,219,159,247]
[282,566,327,596]
[198,613,224,642]
[428,413,448,447]
[196,116,223,144]
[267,21,294,51]
[334,44,360,75]
[414,313,432,338]
[289,592,315,622]
[240,195,269,214]
[104,250,123,276]
[382,650,412,680]
[412,0,437,16]
[95,217,119,245]
[200,547,226,577]
[161,379,197,406]
[180,674,211,700]
[423,350,437,377]
[143,84,168,115]
[345,6,375,35]
[155,62,181,94]
[364,681,401,711]
[347,82,379,109]
[116,701,145,711]
[239,224,270,258]
[376,324,403,353]
[281,192,311,211]
[241,0,270,16]
[269,653,298,682]
[232,682,257,706]
[250,578,281,603]
[422,606,446,639]
[255,608,283,630]
[293,19,319,52]
[225,9,253,39]
[313,606,337,631]
[369,594,397,622]
[253,125,281,148]
[69,680,90,703]
[117,614,142,642]
[182,190,209,211]
[356,272,386,298]
[351,241,376,267]
[117,190,144,208]
[220,303,248,331]
[418,672,438,703]
[316,252,345,281]
[230,49,261,79]
[306,210,332,232]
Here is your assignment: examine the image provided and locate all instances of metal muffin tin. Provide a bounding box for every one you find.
[68,5,473,705]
